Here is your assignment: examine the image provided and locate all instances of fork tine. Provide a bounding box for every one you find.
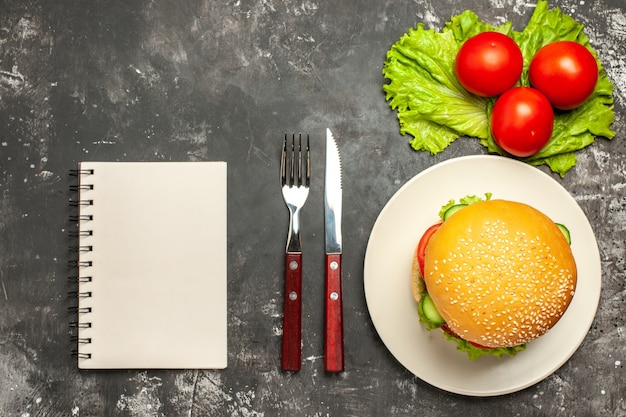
[290,134,295,186]
[281,134,287,186]
[305,134,310,187]
[297,133,303,186]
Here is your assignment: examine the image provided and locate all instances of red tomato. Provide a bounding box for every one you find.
[441,324,490,348]
[491,87,554,157]
[455,32,523,97]
[468,340,490,349]
[416,222,441,277]
[441,324,456,336]
[529,41,598,110]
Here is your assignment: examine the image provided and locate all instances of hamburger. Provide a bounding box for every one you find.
[411,195,577,360]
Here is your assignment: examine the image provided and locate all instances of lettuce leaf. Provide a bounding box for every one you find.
[443,332,527,361]
[438,192,492,220]
[383,0,615,177]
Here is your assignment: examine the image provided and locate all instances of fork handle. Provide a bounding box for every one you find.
[324,253,344,372]
[282,252,302,371]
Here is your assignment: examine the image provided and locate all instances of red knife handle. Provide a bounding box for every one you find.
[324,253,344,372]
[282,252,302,371]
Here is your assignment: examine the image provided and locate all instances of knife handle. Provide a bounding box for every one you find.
[282,252,302,371]
[324,253,344,372]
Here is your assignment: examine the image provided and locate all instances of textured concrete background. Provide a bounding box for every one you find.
[0,0,624,416]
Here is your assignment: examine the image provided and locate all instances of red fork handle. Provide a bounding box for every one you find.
[282,252,302,371]
[324,253,344,372]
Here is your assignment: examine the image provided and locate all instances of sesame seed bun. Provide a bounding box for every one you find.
[419,199,577,348]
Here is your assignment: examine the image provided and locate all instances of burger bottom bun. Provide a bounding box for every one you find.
[411,250,424,303]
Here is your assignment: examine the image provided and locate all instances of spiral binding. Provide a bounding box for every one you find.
[68,230,93,237]
[69,214,93,222]
[69,245,93,252]
[69,168,94,176]
[68,167,94,361]
[71,350,92,359]
[68,199,93,207]
[68,306,92,313]
[67,275,92,283]
[69,184,94,192]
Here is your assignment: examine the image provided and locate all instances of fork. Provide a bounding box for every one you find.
[280,133,310,371]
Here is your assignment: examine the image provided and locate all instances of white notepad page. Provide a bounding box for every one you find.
[75,161,227,369]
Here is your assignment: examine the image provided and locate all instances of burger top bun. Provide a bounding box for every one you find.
[423,199,577,348]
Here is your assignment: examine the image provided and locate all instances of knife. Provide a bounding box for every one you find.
[324,128,344,372]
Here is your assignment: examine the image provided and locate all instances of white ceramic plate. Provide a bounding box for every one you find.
[364,155,601,396]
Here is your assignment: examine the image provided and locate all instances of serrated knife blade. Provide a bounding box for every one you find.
[324,127,344,372]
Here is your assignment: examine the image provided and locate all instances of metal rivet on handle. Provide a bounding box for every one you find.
[330,261,338,270]
[330,292,339,301]
[289,260,298,270]
[289,291,298,301]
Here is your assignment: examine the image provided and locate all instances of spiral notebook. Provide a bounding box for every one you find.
[70,161,228,369]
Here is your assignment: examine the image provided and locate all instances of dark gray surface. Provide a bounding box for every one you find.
[1,0,625,416]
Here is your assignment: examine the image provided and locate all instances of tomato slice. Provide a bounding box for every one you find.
[442,325,490,349]
[416,222,442,277]
[468,341,491,349]
[441,324,454,335]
